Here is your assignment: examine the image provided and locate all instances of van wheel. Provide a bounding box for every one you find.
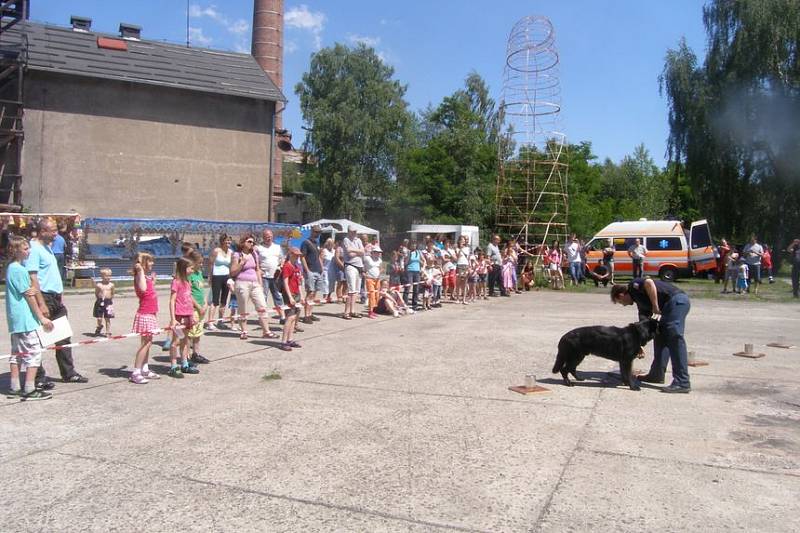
[659,266,677,282]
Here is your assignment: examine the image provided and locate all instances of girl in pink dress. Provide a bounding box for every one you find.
[130,252,161,384]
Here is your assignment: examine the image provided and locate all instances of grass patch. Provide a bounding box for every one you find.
[262,369,282,381]
[533,274,796,303]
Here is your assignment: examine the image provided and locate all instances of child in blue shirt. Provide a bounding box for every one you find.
[5,236,54,401]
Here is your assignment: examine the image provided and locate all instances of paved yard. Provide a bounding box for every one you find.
[1,288,798,532]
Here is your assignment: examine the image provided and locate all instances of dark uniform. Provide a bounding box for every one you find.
[628,278,691,388]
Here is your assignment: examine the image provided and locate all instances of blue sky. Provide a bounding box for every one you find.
[33,1,707,165]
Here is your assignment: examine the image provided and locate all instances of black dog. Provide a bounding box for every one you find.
[551,319,659,391]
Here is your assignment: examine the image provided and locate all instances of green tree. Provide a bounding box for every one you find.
[394,72,499,231]
[661,0,800,246]
[295,43,412,219]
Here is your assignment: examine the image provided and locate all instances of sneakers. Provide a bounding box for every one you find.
[205,322,218,331]
[288,340,302,348]
[368,311,377,319]
[311,315,321,322]
[94,325,103,336]
[190,353,210,364]
[142,369,160,380]
[129,373,149,384]
[5,388,21,399]
[22,389,53,401]
[168,366,184,379]
[279,342,293,351]
[661,384,691,394]
[301,316,314,324]
[182,364,200,375]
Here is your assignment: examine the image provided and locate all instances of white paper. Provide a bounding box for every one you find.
[36,316,73,347]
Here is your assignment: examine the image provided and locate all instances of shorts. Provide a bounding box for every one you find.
[281,290,301,316]
[305,271,325,293]
[93,298,115,319]
[234,280,268,318]
[478,273,487,283]
[9,331,43,368]
[345,264,362,294]
[187,309,204,338]
[549,263,560,272]
[375,297,392,315]
[132,313,159,336]
[469,274,479,284]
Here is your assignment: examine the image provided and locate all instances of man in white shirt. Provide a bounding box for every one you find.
[742,236,764,295]
[486,234,506,297]
[566,237,583,286]
[255,229,286,323]
[627,238,648,278]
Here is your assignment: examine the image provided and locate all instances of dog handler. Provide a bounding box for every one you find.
[610,278,692,393]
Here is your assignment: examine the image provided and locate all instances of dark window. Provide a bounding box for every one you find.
[646,237,683,251]
[691,224,712,249]
[613,237,639,251]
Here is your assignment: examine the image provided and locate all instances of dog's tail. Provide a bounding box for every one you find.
[552,350,566,374]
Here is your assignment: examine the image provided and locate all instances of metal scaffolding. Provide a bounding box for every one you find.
[496,15,568,248]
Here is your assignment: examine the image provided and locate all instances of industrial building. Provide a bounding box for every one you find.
[0,0,288,222]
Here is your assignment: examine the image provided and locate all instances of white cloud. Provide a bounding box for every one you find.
[190,4,250,36]
[347,33,381,48]
[285,4,326,50]
[285,40,298,54]
[188,26,212,47]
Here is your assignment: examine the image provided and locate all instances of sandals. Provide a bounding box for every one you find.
[239,331,249,340]
[262,331,279,339]
[279,342,293,351]
[351,313,363,319]
[342,314,352,320]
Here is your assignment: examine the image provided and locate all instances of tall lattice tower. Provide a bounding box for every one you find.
[496,15,568,248]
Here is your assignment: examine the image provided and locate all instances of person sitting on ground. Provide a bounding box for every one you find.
[585,263,611,287]
[521,260,536,290]
[375,280,411,316]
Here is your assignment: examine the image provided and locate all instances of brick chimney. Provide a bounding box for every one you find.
[251,0,283,216]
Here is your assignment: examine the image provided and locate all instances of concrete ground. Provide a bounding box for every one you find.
[1,287,798,532]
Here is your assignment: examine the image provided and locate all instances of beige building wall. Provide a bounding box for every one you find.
[22,72,275,221]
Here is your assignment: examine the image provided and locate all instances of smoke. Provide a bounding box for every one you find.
[711,86,800,181]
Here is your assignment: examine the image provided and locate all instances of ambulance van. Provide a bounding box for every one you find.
[584,219,716,282]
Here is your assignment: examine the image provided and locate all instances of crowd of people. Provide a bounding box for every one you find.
[5,218,800,401]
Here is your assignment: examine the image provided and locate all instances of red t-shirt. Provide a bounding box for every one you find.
[762,250,772,268]
[281,260,302,295]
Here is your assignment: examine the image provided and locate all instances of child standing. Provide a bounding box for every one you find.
[5,236,53,400]
[363,246,383,318]
[168,258,199,378]
[476,249,489,300]
[431,258,444,307]
[736,257,749,294]
[279,247,304,351]
[130,252,161,384]
[187,251,209,365]
[93,268,115,337]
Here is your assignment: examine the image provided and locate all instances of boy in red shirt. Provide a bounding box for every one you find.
[280,247,304,351]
